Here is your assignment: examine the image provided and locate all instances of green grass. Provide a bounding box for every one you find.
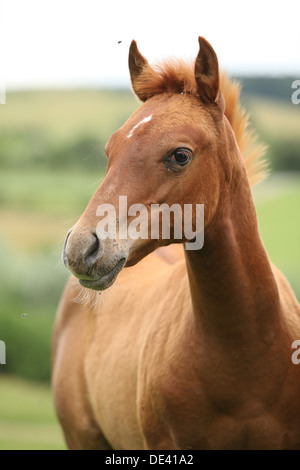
[0,89,138,141]
[244,97,300,172]
[0,168,105,216]
[253,174,300,300]
[0,375,66,450]
[0,90,139,174]
[245,97,300,141]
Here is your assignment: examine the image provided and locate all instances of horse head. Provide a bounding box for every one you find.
[63,38,236,291]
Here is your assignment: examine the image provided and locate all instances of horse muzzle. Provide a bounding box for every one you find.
[63,227,127,290]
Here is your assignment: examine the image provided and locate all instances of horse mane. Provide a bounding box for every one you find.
[134,59,268,186]
[219,72,268,186]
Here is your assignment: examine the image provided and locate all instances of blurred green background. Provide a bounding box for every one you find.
[0,79,299,449]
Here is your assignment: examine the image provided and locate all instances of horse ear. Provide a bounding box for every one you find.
[195,37,222,110]
[129,40,149,101]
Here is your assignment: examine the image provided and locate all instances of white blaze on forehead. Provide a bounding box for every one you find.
[127,114,152,139]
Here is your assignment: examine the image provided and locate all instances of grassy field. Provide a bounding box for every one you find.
[0,89,138,140]
[245,97,300,141]
[253,174,300,300]
[0,375,66,450]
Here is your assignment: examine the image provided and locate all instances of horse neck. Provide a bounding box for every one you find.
[184,151,282,349]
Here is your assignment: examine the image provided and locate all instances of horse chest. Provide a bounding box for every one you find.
[138,353,300,450]
[139,383,300,449]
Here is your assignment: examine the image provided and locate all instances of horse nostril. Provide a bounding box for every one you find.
[62,229,72,267]
[84,233,102,267]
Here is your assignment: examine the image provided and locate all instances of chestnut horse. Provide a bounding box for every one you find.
[52,37,300,450]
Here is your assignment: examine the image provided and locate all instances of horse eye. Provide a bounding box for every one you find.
[169,149,192,166]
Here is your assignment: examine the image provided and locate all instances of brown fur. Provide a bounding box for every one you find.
[133,57,267,187]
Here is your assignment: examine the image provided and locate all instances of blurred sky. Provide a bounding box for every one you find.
[1,0,300,90]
